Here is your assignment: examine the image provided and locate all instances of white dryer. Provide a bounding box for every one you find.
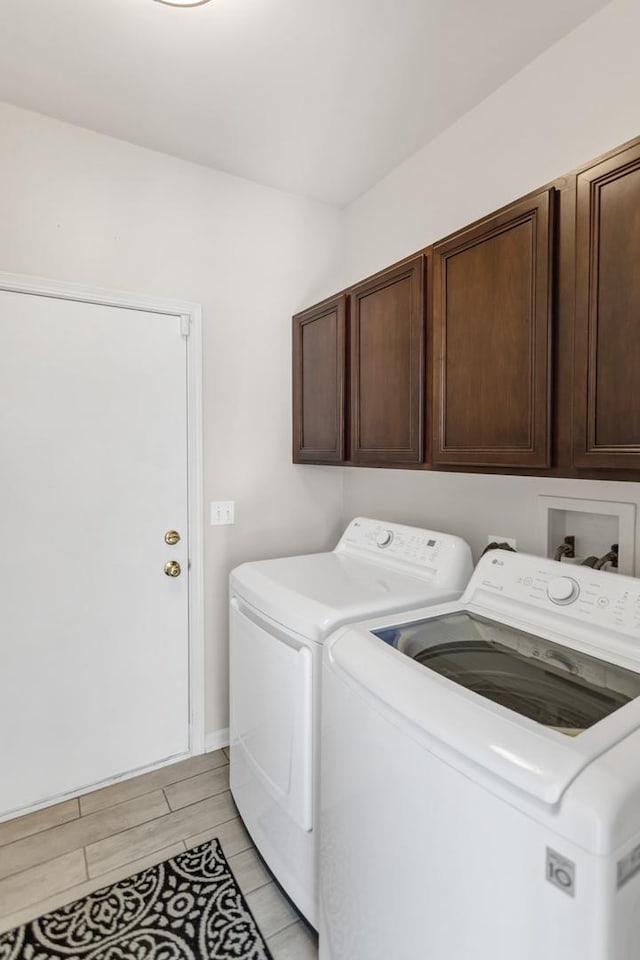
[229,517,472,927]
[320,550,640,960]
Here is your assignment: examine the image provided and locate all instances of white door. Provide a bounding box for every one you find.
[0,289,191,819]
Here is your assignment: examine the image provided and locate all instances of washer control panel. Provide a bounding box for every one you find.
[336,517,472,583]
[471,550,640,635]
[339,518,442,566]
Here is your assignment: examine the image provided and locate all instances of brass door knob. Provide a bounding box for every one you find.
[164,560,181,578]
[165,530,181,545]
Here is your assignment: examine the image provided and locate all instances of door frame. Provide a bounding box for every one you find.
[0,270,205,760]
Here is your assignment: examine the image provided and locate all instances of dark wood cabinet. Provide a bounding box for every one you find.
[349,256,425,464]
[432,190,554,468]
[292,295,347,463]
[573,142,640,468]
[291,135,640,481]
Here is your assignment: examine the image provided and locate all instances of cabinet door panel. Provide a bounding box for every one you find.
[350,256,424,464]
[292,296,346,463]
[433,190,554,467]
[574,143,640,467]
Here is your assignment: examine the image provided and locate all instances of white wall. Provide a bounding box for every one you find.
[0,101,345,740]
[343,470,639,571]
[342,0,640,570]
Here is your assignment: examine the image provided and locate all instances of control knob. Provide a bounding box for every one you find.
[547,576,579,605]
[376,529,394,548]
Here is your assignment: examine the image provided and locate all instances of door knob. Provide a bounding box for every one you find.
[164,530,181,545]
[164,560,181,578]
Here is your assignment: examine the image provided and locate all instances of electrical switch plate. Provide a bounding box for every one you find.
[210,501,235,526]
[488,534,517,549]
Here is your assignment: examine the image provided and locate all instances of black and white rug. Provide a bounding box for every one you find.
[0,840,274,960]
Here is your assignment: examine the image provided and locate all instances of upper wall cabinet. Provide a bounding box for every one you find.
[292,294,347,464]
[432,190,554,468]
[573,142,640,469]
[349,256,425,465]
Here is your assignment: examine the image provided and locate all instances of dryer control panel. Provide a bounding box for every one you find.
[336,517,473,588]
[468,550,640,637]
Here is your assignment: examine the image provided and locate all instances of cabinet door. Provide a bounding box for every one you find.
[350,256,425,465]
[433,190,554,468]
[292,295,346,463]
[573,143,640,468]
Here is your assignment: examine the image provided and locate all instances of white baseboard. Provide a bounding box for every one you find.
[204,727,230,753]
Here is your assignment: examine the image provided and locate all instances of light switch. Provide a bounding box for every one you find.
[210,501,235,525]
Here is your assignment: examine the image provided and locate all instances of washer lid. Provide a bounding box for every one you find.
[326,549,640,806]
[374,610,640,736]
[230,552,461,642]
[328,612,640,805]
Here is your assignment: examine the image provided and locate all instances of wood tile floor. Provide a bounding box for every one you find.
[0,749,318,960]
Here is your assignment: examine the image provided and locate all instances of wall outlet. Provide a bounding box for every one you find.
[488,534,517,549]
[210,501,235,525]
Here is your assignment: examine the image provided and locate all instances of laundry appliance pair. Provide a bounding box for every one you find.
[229,518,640,960]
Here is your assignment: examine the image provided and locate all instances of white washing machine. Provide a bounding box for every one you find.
[229,517,473,927]
[320,550,640,960]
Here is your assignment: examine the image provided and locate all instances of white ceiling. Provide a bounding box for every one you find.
[0,0,610,205]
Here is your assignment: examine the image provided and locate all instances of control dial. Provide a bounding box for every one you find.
[547,576,580,605]
[376,529,394,548]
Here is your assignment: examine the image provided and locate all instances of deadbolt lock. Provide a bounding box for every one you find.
[164,560,181,578]
[164,530,181,546]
